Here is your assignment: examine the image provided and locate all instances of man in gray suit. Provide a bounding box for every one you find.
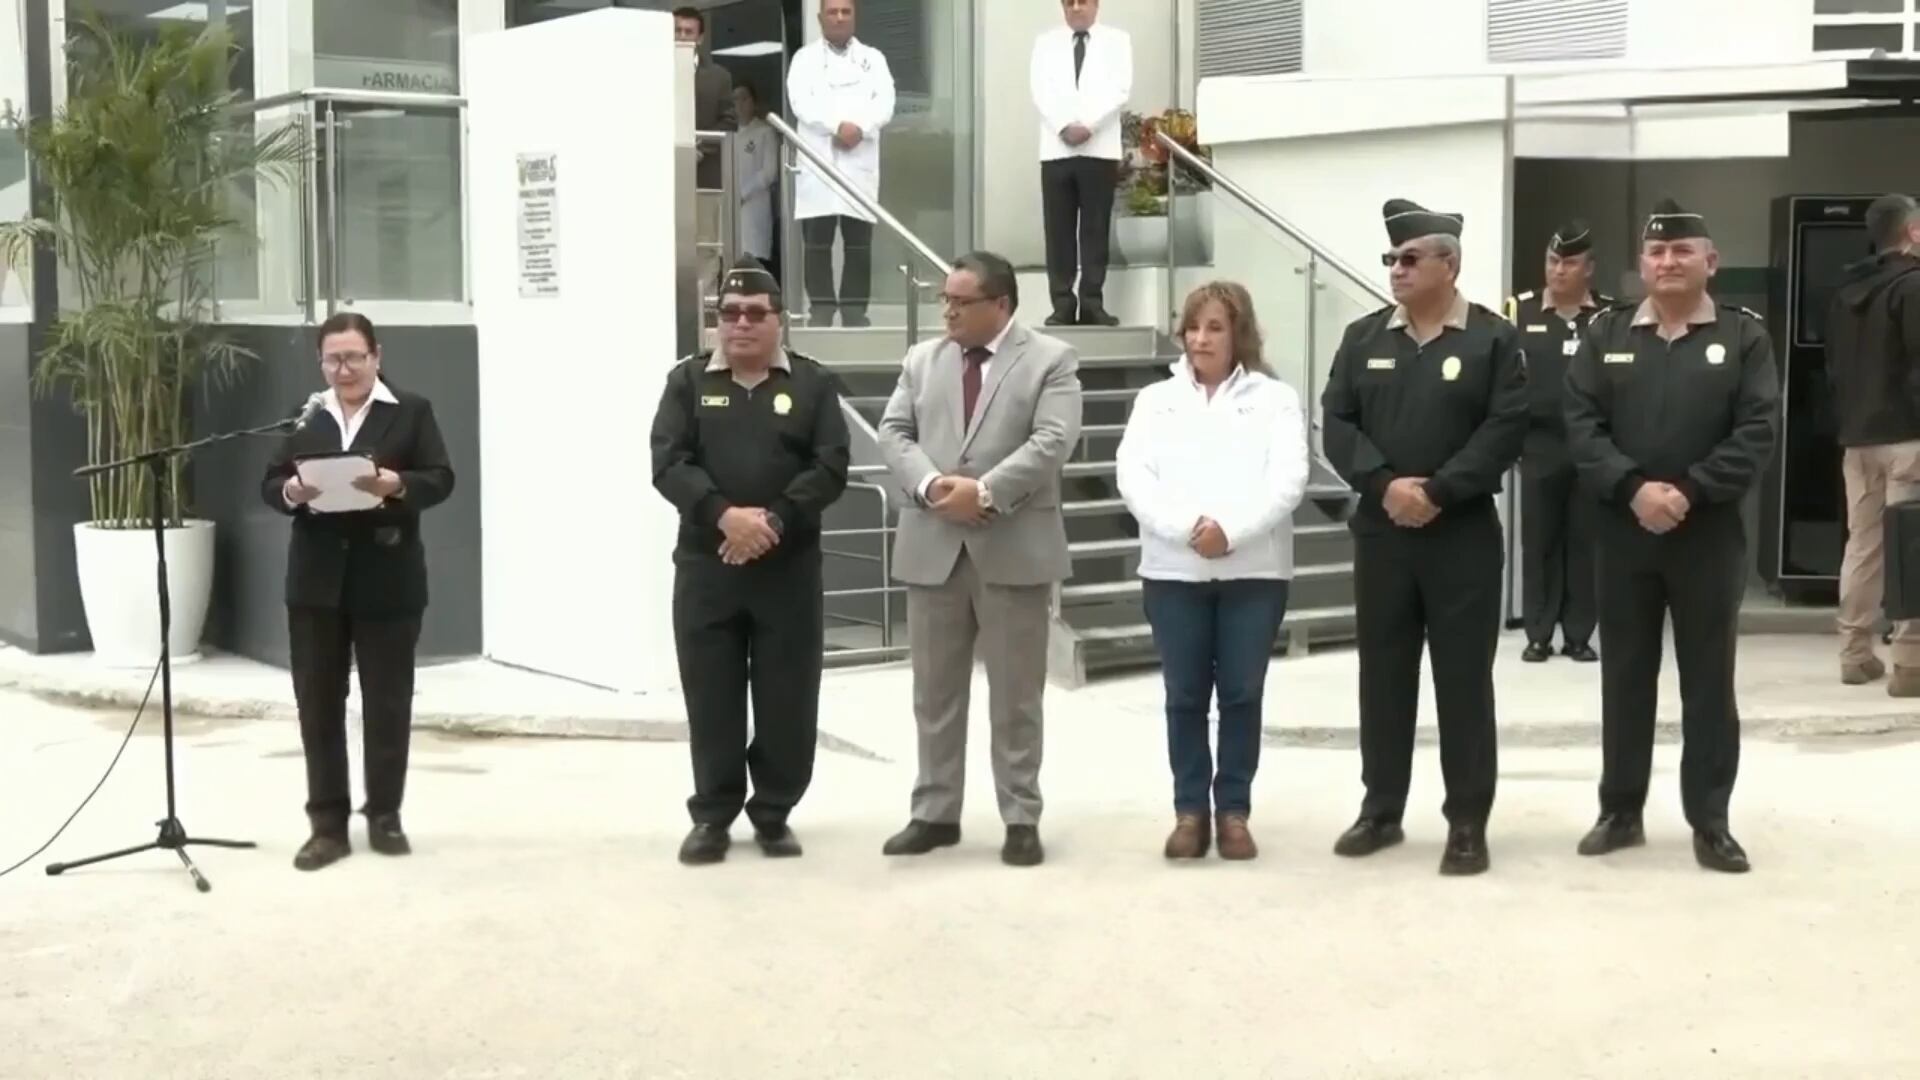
[877,250,1083,867]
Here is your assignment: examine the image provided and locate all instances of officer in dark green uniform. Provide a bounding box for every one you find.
[1321,198,1529,876]
[1504,222,1612,664]
[1564,199,1780,874]
[650,259,851,866]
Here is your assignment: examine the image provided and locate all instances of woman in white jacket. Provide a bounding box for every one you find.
[1116,281,1310,861]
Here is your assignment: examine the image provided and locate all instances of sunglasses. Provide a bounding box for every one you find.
[1381,251,1433,269]
[718,305,777,324]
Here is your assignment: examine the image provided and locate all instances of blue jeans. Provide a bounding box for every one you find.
[1141,578,1291,816]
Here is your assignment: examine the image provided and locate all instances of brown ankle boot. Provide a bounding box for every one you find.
[1841,656,1885,685]
[1890,666,1920,697]
[1215,814,1258,861]
[1164,814,1210,859]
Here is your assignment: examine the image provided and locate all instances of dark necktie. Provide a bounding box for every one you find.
[962,347,990,428]
[1073,31,1087,85]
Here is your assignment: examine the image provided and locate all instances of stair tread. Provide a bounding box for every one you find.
[1061,563,1354,600]
[1073,604,1358,642]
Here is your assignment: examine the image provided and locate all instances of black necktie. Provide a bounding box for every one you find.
[1073,31,1087,85]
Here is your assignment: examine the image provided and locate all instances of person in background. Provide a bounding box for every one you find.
[1116,282,1308,861]
[265,312,456,873]
[1030,0,1132,327]
[1825,193,1920,693]
[1320,199,1528,877]
[875,250,1083,868]
[675,6,736,192]
[732,82,781,278]
[787,0,895,328]
[650,259,850,866]
[1564,199,1779,874]
[1506,222,1611,664]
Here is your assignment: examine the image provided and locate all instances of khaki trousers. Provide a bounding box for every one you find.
[1838,441,1920,666]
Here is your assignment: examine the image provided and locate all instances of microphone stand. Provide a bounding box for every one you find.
[46,411,310,893]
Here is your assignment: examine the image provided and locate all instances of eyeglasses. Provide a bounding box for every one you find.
[718,305,777,324]
[1381,251,1433,269]
[320,350,372,369]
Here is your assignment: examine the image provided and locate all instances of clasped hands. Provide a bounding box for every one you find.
[926,475,989,526]
[1382,477,1440,528]
[833,122,865,150]
[1630,481,1691,535]
[282,468,402,506]
[718,507,781,565]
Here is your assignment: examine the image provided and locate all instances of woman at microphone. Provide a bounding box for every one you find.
[263,312,455,872]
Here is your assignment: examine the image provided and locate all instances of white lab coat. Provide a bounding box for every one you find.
[1030,23,1134,163]
[733,117,779,259]
[786,36,895,223]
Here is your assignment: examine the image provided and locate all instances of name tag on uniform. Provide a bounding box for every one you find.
[1526,324,1550,333]
[1602,352,1635,365]
[1562,338,1580,356]
[1366,358,1396,370]
[700,394,731,407]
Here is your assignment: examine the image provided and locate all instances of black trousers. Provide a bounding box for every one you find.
[1521,457,1597,647]
[1040,156,1118,317]
[1353,506,1504,826]
[672,549,825,829]
[288,606,422,835]
[1595,506,1746,830]
[800,215,873,325]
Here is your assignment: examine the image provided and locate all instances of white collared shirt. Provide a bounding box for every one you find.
[1116,358,1309,581]
[325,379,400,451]
[1030,22,1134,162]
[916,320,1016,504]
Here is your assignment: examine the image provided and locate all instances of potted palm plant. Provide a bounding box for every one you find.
[0,18,305,666]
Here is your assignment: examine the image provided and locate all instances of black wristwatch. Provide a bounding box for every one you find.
[764,511,785,536]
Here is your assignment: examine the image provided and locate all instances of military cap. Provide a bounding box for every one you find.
[1548,220,1594,257]
[720,257,782,305]
[1384,198,1464,246]
[1643,198,1710,242]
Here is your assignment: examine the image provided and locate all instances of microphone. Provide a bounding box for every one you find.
[293,392,326,431]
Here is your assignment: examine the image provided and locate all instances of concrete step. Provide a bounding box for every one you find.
[1048,603,1362,687]
[788,324,1163,369]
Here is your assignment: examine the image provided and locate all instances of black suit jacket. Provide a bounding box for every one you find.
[261,389,455,615]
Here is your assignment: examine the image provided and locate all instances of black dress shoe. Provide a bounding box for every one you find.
[1563,642,1599,663]
[292,833,351,872]
[678,823,731,865]
[1439,823,1490,876]
[1332,818,1405,857]
[754,824,803,858]
[1693,828,1750,874]
[1001,824,1044,867]
[1521,641,1554,663]
[882,820,961,856]
[1044,309,1076,327]
[1576,811,1644,856]
[1078,306,1120,327]
[367,813,411,856]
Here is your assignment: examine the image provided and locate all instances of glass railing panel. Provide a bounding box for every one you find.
[1311,258,1395,453]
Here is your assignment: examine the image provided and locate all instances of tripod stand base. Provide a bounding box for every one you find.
[46,817,257,893]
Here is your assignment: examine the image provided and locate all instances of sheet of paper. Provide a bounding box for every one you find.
[295,456,384,514]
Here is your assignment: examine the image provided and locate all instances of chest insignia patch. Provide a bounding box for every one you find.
[1526,324,1550,333]
[1603,352,1635,365]
[1706,343,1727,366]
[773,392,793,416]
[701,395,731,407]
[1441,356,1462,382]
[1367,357,1396,370]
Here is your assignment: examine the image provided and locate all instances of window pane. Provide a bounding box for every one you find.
[322,107,464,303]
[0,0,28,309]
[315,0,459,94]
[1814,0,1905,14]
[1812,22,1907,51]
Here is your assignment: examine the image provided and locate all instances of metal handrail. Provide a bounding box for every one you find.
[232,88,467,116]
[763,112,952,281]
[1155,132,1390,309]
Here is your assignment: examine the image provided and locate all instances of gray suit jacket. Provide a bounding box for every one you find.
[877,322,1083,587]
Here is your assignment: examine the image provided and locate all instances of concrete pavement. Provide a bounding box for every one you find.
[2,685,1918,1079]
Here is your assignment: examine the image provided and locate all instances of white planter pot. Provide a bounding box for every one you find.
[73,519,216,668]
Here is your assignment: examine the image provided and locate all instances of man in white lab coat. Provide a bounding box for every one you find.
[786,0,896,328]
[732,82,780,274]
[1030,0,1132,327]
